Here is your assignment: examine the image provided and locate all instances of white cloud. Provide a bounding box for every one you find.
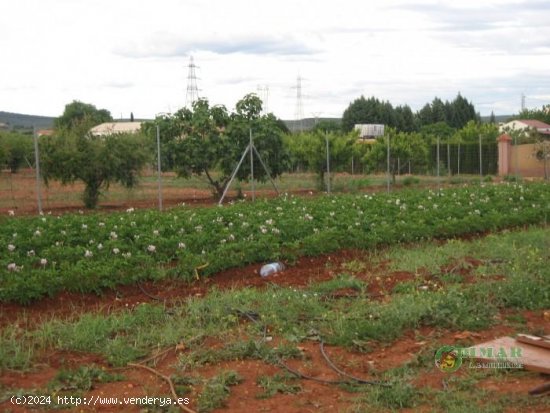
[0,0,548,119]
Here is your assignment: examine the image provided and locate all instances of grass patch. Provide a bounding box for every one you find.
[197,370,242,413]
[256,373,302,399]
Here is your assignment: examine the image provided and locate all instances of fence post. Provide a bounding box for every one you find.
[397,157,400,177]
[447,142,451,176]
[250,128,255,201]
[436,136,440,192]
[386,133,390,193]
[156,125,163,211]
[457,142,461,176]
[514,134,519,180]
[33,126,43,215]
[325,131,331,194]
[479,134,483,180]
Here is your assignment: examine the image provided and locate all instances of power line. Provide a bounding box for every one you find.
[185,56,200,108]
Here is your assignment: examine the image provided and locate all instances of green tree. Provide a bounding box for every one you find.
[312,119,342,133]
[172,94,288,199]
[448,93,478,129]
[0,131,34,172]
[453,120,499,144]
[285,130,356,189]
[394,105,416,132]
[141,113,186,171]
[54,100,113,130]
[420,122,456,144]
[511,104,550,125]
[40,124,149,208]
[416,103,433,127]
[364,129,428,183]
[342,96,396,132]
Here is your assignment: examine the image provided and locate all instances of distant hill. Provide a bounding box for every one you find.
[283,117,341,133]
[480,114,513,123]
[0,111,55,130]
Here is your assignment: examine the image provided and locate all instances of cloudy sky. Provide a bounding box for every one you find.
[1,0,549,120]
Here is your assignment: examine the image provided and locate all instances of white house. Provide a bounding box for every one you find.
[499,119,550,136]
[90,122,143,137]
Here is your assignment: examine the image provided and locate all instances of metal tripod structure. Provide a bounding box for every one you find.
[218,128,279,205]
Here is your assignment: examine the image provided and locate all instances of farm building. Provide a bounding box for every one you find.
[90,121,143,137]
[499,119,550,136]
[354,124,385,140]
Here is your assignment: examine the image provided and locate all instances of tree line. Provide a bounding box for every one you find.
[5,94,541,208]
[341,93,478,133]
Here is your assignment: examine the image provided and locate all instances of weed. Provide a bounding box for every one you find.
[48,365,124,392]
[256,373,301,399]
[197,370,242,413]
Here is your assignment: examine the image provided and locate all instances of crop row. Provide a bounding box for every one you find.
[1,182,549,304]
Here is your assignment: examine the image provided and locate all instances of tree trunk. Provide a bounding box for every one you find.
[83,180,102,208]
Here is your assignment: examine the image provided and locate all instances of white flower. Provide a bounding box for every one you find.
[153,230,159,236]
[8,210,15,216]
[474,209,481,215]
[178,242,186,249]
[112,248,120,255]
[304,213,313,221]
[122,252,132,258]
[126,207,135,213]
[395,199,401,205]
[330,211,335,217]
[228,234,235,241]
[260,226,268,234]
[82,224,88,230]
[7,263,19,272]
[110,231,118,240]
[99,222,105,227]
[40,258,47,266]
[147,245,156,253]
[8,244,15,252]
[34,230,41,236]
[60,230,66,236]
[84,250,93,258]
[27,250,35,257]
[89,239,95,245]
[130,221,136,227]
[97,243,103,250]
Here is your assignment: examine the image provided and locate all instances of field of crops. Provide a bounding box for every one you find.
[1,182,549,412]
[2,182,549,304]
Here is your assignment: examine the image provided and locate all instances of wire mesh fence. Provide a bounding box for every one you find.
[0,128,548,215]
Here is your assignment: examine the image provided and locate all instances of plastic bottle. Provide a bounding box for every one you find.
[259,262,285,277]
